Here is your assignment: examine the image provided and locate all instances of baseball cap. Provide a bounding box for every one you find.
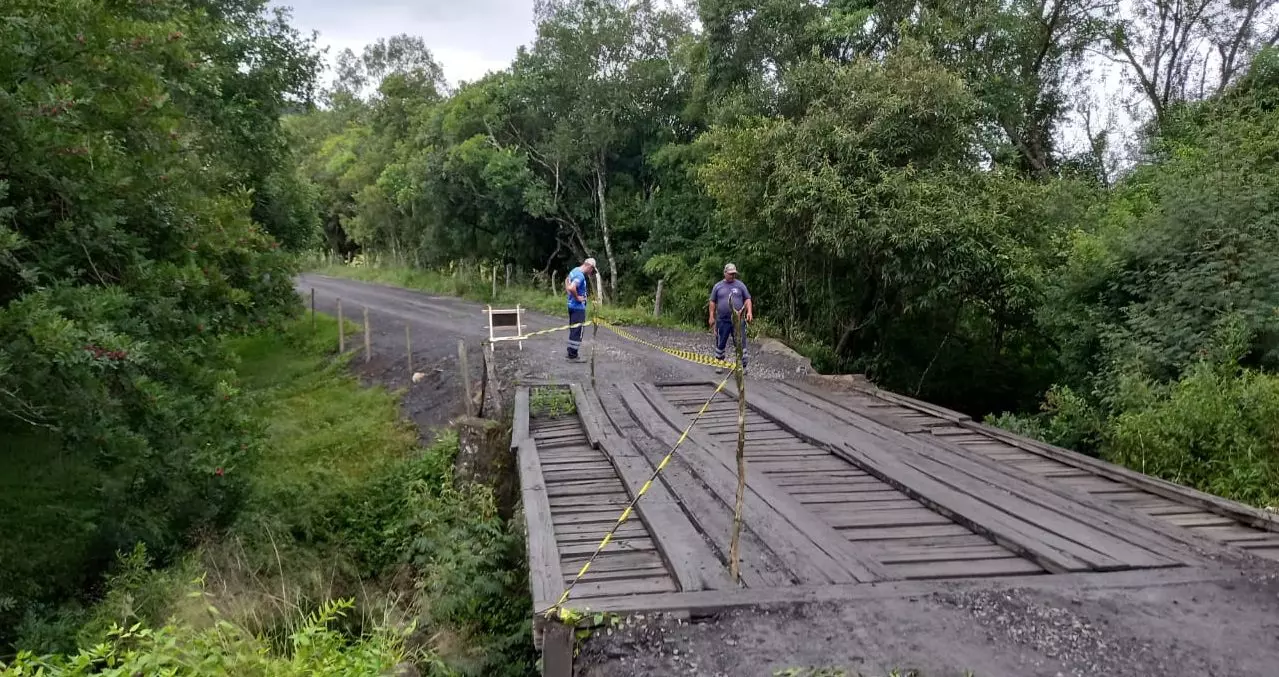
[584,257,597,268]
[723,263,738,275]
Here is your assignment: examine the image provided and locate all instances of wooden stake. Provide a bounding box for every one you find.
[458,340,474,416]
[505,263,512,289]
[363,306,371,363]
[654,279,664,318]
[589,302,598,389]
[406,324,412,375]
[729,310,747,582]
[491,266,497,299]
[310,288,316,331]
[337,298,344,353]
[550,270,557,296]
[485,349,504,418]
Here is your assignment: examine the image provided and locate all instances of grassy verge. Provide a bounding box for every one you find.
[3,315,533,675]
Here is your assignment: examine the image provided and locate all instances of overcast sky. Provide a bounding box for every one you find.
[274,0,536,87]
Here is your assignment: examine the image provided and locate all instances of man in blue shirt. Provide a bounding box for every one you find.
[564,257,596,360]
[708,262,753,372]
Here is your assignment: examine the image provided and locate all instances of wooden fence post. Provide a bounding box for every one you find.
[491,266,497,299]
[337,298,344,353]
[458,340,474,416]
[406,324,412,375]
[363,307,371,363]
[594,272,605,305]
[550,270,557,297]
[654,279,664,318]
[505,263,512,289]
[310,288,316,331]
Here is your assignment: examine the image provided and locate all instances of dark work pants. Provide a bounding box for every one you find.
[714,316,748,367]
[567,307,586,358]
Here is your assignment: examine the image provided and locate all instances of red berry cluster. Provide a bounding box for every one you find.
[84,344,127,360]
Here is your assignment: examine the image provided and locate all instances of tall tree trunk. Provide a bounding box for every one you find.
[595,159,618,301]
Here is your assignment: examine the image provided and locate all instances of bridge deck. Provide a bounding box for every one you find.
[514,378,1279,632]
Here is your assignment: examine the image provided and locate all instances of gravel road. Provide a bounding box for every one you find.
[296,274,1279,677]
[296,274,806,435]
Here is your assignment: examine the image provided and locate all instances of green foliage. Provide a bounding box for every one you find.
[530,387,577,418]
[0,0,319,644]
[1104,357,1279,506]
[8,317,532,672]
[1,598,407,676]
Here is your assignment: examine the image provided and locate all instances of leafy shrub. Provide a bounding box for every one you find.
[1104,359,1279,506]
[1,599,407,676]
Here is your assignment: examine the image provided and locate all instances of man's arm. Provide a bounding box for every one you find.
[744,298,754,323]
[708,284,718,328]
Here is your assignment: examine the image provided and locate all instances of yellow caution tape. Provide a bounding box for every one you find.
[483,308,742,373]
[486,320,593,342]
[541,373,733,620]
[595,317,740,371]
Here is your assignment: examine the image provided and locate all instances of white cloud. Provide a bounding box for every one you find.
[274,0,536,86]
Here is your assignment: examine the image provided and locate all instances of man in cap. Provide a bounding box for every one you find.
[708,263,753,372]
[564,257,596,361]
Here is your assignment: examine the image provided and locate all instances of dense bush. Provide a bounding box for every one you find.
[0,0,319,645]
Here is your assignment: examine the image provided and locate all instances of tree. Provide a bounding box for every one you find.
[1106,0,1279,123]
[0,0,319,642]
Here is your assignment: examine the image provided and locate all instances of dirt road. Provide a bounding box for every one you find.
[297,274,806,434]
[296,274,1279,677]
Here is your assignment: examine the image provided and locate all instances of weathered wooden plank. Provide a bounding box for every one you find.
[561,551,666,572]
[1165,513,1238,528]
[745,383,1108,573]
[820,508,953,529]
[558,537,656,557]
[546,482,627,498]
[517,438,564,611]
[798,490,907,504]
[570,566,671,583]
[608,394,793,590]
[553,509,639,525]
[772,474,877,487]
[554,521,647,538]
[874,544,1015,563]
[541,622,572,677]
[542,467,619,482]
[811,499,923,513]
[574,385,736,593]
[772,381,1205,569]
[549,496,631,510]
[962,420,1279,534]
[839,524,974,541]
[555,566,1230,616]
[887,557,1044,579]
[569,384,609,450]
[782,479,887,493]
[569,577,679,598]
[844,382,972,423]
[887,449,1175,570]
[513,388,531,450]
[633,383,889,584]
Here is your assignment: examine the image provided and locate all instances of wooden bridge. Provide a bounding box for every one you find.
[513,377,1279,674]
